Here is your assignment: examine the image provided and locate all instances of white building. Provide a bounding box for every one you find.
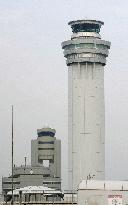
[78,180,128,205]
[62,20,111,190]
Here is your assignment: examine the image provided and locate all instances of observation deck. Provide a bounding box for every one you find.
[62,19,111,66]
[37,128,56,137]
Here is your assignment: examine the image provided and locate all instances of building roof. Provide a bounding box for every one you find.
[7,186,62,195]
[68,19,104,26]
[79,180,128,191]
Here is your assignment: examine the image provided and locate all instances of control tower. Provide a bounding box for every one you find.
[62,20,111,190]
[31,127,61,179]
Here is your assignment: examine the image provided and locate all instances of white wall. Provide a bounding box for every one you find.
[68,62,105,190]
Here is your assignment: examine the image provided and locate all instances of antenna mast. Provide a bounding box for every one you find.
[11,105,14,205]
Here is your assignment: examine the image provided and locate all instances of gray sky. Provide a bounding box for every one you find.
[0,0,128,191]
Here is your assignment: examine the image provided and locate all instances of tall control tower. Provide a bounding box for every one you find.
[62,20,111,190]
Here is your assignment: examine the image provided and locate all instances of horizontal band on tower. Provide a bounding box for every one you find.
[61,39,111,48]
[64,48,109,57]
[66,56,106,65]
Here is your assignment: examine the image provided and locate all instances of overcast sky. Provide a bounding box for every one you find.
[0,0,128,192]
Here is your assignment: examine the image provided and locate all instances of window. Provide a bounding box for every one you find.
[43,160,49,167]
[38,141,54,144]
[3,181,20,184]
[43,174,50,177]
[38,131,55,137]
[96,44,108,49]
[43,182,51,184]
[38,148,54,150]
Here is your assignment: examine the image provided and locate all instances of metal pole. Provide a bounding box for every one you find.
[72,191,73,205]
[19,191,22,205]
[53,193,54,205]
[11,105,14,205]
[24,157,27,167]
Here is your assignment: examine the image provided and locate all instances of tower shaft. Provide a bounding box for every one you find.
[68,62,105,189]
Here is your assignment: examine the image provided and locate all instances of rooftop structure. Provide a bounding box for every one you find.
[79,180,128,190]
[78,180,128,205]
[6,186,63,203]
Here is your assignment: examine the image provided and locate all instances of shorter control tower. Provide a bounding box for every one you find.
[62,20,111,190]
[31,127,61,179]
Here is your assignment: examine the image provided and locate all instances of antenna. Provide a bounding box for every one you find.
[11,105,14,205]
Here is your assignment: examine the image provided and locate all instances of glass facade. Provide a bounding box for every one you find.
[38,141,54,144]
[71,23,101,33]
[38,131,55,137]
[38,148,54,150]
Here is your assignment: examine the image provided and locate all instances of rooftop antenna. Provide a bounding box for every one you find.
[11,105,14,205]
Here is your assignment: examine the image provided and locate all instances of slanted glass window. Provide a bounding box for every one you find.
[38,141,54,144]
[65,44,75,50]
[75,44,83,48]
[72,23,101,33]
[38,131,55,137]
[86,43,94,49]
[96,44,108,49]
[75,43,94,49]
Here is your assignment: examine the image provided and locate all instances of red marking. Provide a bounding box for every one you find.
[108,195,122,198]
